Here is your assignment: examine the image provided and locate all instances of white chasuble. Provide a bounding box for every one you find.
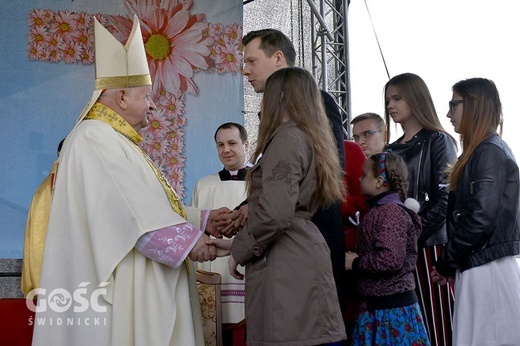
[33,105,203,346]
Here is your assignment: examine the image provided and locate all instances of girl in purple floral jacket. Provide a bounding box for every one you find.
[345,152,430,345]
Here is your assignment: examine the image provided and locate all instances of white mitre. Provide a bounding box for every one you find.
[75,14,151,124]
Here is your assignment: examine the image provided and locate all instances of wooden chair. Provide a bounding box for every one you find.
[196,269,223,346]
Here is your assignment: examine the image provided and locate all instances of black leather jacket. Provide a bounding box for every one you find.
[435,134,520,276]
[388,129,457,247]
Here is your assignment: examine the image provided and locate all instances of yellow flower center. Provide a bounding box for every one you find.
[169,104,176,112]
[226,53,235,62]
[151,120,160,129]
[60,22,69,32]
[146,34,171,60]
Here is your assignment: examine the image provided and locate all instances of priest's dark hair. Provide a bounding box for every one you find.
[214,122,248,144]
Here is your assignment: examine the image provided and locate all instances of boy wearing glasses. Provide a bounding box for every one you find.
[350,112,386,156]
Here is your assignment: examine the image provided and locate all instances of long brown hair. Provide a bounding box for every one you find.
[384,73,456,146]
[449,78,502,190]
[251,67,344,207]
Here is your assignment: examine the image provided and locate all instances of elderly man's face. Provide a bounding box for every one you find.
[352,119,385,157]
[124,85,156,132]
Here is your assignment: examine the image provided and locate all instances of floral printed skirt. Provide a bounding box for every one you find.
[351,301,430,346]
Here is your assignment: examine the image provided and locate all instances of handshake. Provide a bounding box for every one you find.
[188,204,248,265]
[207,204,248,238]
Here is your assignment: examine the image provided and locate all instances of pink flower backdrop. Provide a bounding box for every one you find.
[27,0,243,198]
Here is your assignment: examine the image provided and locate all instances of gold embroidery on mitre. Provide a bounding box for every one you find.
[95,75,152,90]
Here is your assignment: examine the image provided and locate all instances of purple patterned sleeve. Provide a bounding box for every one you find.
[135,223,203,268]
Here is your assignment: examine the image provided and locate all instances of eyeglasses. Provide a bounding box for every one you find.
[449,99,464,113]
[350,129,381,142]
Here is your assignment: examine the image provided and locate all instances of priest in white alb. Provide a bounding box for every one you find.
[191,122,251,341]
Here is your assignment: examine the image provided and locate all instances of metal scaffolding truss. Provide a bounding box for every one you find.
[308,0,351,137]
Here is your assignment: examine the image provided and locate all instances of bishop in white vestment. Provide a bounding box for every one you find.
[31,16,224,346]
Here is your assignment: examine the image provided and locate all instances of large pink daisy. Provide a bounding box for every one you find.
[109,0,214,97]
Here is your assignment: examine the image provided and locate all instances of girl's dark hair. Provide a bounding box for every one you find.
[367,152,409,201]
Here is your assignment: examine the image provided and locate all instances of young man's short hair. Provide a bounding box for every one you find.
[242,29,296,67]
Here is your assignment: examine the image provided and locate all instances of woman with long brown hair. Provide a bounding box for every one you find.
[432,78,520,345]
[384,73,457,346]
[212,67,347,345]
